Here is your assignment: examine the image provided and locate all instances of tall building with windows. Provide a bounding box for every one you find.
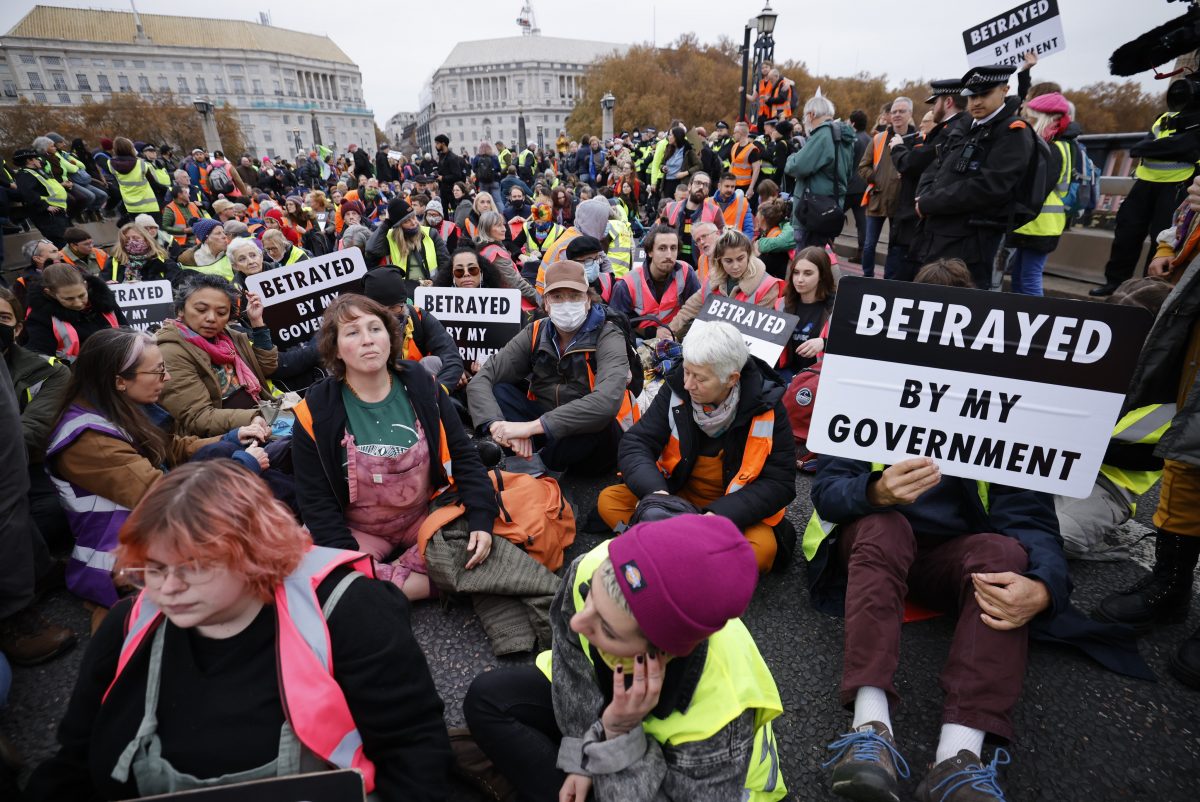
[422,34,627,154]
[0,5,374,159]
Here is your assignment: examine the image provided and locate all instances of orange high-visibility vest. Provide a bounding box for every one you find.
[720,196,749,231]
[861,132,889,207]
[755,78,773,120]
[104,546,380,792]
[166,201,204,246]
[535,227,583,296]
[730,142,757,188]
[656,392,785,525]
[51,311,119,361]
[666,199,722,228]
[61,247,109,275]
[527,318,640,431]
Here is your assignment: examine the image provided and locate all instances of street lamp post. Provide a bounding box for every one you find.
[600,91,615,142]
[517,101,527,150]
[537,124,545,152]
[293,130,303,153]
[192,98,223,154]
[738,2,779,129]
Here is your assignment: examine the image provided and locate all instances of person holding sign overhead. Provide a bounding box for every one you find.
[25,461,453,801]
[597,320,796,572]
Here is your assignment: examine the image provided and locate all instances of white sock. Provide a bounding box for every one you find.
[936,723,985,764]
[851,686,892,734]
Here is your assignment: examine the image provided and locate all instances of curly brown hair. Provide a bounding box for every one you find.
[316,294,403,380]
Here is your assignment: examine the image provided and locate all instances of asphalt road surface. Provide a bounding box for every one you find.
[5,471,1198,801]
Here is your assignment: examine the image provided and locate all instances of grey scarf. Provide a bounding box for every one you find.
[691,383,740,439]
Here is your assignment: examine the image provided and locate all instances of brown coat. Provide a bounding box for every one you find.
[52,403,217,510]
[155,321,278,437]
[857,128,912,218]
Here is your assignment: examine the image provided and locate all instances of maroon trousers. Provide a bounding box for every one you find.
[838,511,1030,739]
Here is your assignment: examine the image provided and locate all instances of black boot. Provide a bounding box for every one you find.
[1171,624,1200,690]
[1095,531,1199,634]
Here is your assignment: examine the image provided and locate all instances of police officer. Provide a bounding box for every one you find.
[11,148,69,247]
[714,120,734,171]
[1090,107,1196,296]
[913,65,1034,290]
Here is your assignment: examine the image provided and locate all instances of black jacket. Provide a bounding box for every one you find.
[917,97,1035,233]
[291,363,497,551]
[376,149,397,183]
[437,151,468,189]
[352,148,374,179]
[110,256,185,285]
[617,358,796,529]
[25,568,453,802]
[405,304,466,389]
[24,274,128,360]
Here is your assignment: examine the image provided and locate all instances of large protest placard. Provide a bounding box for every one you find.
[695,295,799,366]
[963,0,1065,68]
[112,280,173,332]
[806,278,1152,498]
[244,248,367,346]
[413,286,521,363]
[133,769,364,801]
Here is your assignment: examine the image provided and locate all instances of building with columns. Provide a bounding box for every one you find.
[420,34,627,155]
[0,4,374,159]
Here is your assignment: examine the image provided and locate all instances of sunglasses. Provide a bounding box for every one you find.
[453,266,481,278]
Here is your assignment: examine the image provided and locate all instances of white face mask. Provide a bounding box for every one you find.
[548,300,588,332]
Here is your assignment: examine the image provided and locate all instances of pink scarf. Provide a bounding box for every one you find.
[171,320,263,400]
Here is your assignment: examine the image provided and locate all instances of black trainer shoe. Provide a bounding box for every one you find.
[916,749,1010,802]
[1170,624,1200,690]
[1088,282,1119,297]
[824,721,910,802]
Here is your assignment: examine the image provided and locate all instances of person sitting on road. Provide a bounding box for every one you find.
[25,460,453,801]
[564,234,615,302]
[291,294,497,601]
[362,265,466,391]
[670,229,782,337]
[463,515,787,802]
[533,196,613,297]
[606,224,701,337]
[109,222,184,285]
[364,198,450,282]
[475,210,541,309]
[155,274,279,437]
[177,218,233,281]
[467,260,637,475]
[58,227,109,278]
[808,436,1150,801]
[261,227,310,268]
[597,320,796,572]
[44,328,272,611]
[777,246,837,383]
[23,264,126,364]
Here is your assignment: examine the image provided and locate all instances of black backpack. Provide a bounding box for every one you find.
[1009,125,1054,229]
[599,306,645,396]
[476,156,496,183]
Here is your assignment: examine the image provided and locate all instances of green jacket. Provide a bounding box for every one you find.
[9,345,70,462]
[784,120,856,205]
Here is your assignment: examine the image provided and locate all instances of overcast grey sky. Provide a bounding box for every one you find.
[1,0,1185,126]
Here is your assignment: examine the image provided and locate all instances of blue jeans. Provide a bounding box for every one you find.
[1007,249,1048,296]
[861,215,885,277]
[491,382,621,473]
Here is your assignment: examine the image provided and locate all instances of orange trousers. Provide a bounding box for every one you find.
[1155,321,1200,536]
[596,454,778,572]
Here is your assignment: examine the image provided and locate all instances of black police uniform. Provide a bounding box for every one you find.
[913,76,1033,290]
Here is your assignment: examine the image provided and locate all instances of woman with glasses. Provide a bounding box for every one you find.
[473,210,541,309]
[433,245,506,292]
[43,328,270,611]
[25,460,452,801]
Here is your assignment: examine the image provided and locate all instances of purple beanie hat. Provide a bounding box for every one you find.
[608,514,758,656]
[192,218,221,244]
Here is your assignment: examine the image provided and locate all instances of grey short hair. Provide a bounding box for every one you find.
[476,210,506,244]
[225,236,260,261]
[23,238,56,260]
[804,95,836,120]
[682,319,750,382]
[262,229,289,249]
[891,97,913,112]
[31,136,55,155]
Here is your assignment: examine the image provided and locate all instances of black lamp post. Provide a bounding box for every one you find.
[739,2,779,128]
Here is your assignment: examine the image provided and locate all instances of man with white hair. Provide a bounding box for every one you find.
[857,97,916,278]
[784,95,856,250]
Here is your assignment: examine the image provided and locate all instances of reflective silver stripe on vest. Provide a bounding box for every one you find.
[72,544,117,571]
[629,267,686,322]
[1113,404,1177,443]
[282,547,341,671]
[329,728,365,771]
[47,411,131,453]
[115,160,146,188]
[55,482,127,514]
[1141,161,1193,171]
[759,726,780,792]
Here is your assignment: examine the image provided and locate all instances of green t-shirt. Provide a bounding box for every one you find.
[340,378,419,465]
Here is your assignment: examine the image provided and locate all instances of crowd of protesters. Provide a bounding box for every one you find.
[0,48,1197,802]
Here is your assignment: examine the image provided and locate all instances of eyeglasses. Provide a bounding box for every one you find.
[135,368,169,381]
[453,266,481,277]
[119,559,217,589]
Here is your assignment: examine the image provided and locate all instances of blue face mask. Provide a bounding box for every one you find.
[583,258,601,284]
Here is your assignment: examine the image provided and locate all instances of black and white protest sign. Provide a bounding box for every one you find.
[244,248,367,346]
[696,295,799,366]
[807,278,1151,498]
[112,280,173,332]
[136,769,364,800]
[413,287,521,363]
[963,0,1065,68]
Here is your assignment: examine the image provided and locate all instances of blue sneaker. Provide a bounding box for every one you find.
[916,748,1011,802]
[824,721,911,802]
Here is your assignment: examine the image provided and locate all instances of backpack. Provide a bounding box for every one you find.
[207,164,234,194]
[531,308,644,397]
[476,156,497,183]
[1008,125,1054,229]
[418,467,577,572]
[783,366,821,452]
[1063,139,1100,214]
